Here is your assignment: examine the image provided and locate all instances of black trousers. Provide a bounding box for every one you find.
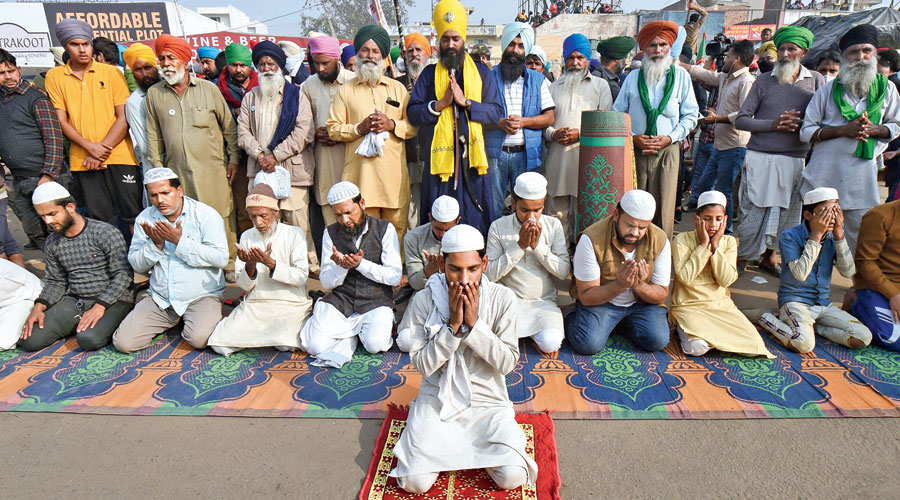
[74,165,143,225]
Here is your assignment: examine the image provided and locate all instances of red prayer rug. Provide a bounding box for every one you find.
[359,407,561,500]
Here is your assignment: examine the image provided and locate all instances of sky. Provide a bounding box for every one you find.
[179,0,680,35]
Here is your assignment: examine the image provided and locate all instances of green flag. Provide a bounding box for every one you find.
[697,33,706,59]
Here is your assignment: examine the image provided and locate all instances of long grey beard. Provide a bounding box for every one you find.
[773,57,800,85]
[642,56,669,85]
[259,71,283,100]
[407,60,425,82]
[356,58,385,85]
[561,67,587,97]
[161,65,185,86]
[840,57,878,99]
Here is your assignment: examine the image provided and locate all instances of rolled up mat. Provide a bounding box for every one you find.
[576,111,636,233]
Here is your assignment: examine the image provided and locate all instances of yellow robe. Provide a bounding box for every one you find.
[670,232,774,358]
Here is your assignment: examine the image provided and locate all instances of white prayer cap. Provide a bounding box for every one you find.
[327,181,361,205]
[619,189,656,221]
[431,195,460,222]
[803,187,839,206]
[31,181,71,205]
[143,167,179,185]
[697,190,727,210]
[440,224,484,253]
[513,172,547,200]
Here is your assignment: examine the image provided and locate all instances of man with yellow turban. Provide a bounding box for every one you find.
[122,43,160,172]
[485,22,555,218]
[734,25,824,274]
[408,0,504,235]
[396,32,432,228]
[757,41,777,73]
[614,20,699,239]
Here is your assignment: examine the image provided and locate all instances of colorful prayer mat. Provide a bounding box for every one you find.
[1,332,900,418]
[576,110,636,234]
[358,408,561,500]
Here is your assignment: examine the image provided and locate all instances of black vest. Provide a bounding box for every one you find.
[323,216,394,316]
[0,86,49,177]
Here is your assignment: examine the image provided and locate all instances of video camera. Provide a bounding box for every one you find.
[704,33,732,71]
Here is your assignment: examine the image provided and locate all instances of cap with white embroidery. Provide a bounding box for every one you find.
[440,224,484,253]
[619,189,656,221]
[697,190,727,209]
[327,181,361,205]
[143,167,179,185]
[803,187,839,206]
[31,181,71,205]
[513,172,547,200]
[431,195,460,223]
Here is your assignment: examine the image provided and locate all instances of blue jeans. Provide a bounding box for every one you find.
[713,147,746,233]
[690,143,717,204]
[489,149,529,216]
[564,301,670,355]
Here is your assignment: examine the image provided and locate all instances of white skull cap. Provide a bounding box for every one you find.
[440,224,484,253]
[31,181,71,205]
[431,195,460,222]
[513,171,547,200]
[143,167,179,185]
[619,189,656,221]
[327,181,361,205]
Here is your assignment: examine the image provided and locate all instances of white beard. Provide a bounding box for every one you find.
[259,71,283,100]
[561,66,587,97]
[642,55,670,85]
[773,57,800,85]
[161,65,185,86]
[356,58,385,85]
[407,60,425,82]
[840,57,877,99]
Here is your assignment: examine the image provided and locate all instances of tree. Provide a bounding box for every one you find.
[298,0,413,40]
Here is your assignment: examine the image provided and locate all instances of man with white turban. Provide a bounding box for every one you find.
[20,182,134,351]
[800,24,900,252]
[299,181,402,368]
[207,183,313,355]
[389,224,538,494]
[565,189,672,354]
[486,172,570,353]
[485,22,555,217]
[613,21,699,239]
[545,33,613,243]
[112,168,228,354]
[395,195,460,351]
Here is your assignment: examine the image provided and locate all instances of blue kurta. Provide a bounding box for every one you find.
[408,62,503,234]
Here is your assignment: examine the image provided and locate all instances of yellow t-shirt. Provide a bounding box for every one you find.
[45,61,137,171]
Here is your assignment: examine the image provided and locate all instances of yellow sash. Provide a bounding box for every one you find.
[431,53,488,181]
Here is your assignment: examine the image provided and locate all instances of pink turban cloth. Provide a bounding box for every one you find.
[309,36,340,59]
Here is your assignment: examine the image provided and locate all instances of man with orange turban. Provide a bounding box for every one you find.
[614,20,699,238]
[396,32,432,229]
[145,34,242,280]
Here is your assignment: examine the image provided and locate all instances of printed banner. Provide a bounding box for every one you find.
[43,2,169,44]
[0,5,54,67]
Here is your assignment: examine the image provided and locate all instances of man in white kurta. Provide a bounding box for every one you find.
[208,184,312,355]
[390,224,537,494]
[544,34,612,242]
[0,258,42,350]
[299,181,402,368]
[800,24,900,253]
[396,195,460,352]
[486,173,570,353]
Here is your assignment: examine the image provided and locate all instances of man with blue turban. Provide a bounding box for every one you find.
[486,22,555,217]
[197,46,222,81]
[545,34,613,243]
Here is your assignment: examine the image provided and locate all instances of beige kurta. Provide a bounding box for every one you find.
[544,73,613,198]
[302,68,354,206]
[670,231,774,358]
[326,74,417,209]
[145,76,240,218]
[486,214,571,338]
[389,278,538,483]
[207,223,312,350]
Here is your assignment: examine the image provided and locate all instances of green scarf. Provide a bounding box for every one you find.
[832,73,888,160]
[637,65,676,136]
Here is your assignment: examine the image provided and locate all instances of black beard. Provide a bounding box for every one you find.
[339,213,367,240]
[500,52,526,83]
[318,65,339,83]
[137,75,160,92]
[55,212,75,234]
[440,48,463,71]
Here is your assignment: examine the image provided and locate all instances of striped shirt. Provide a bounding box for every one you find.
[502,76,555,146]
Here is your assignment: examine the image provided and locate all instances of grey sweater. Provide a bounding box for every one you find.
[734,68,824,158]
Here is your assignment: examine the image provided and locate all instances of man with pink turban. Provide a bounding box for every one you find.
[613,20,699,239]
[301,35,357,226]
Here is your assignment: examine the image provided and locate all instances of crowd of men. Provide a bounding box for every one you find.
[3,0,900,492]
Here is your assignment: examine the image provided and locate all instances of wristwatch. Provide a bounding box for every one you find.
[465,99,473,111]
[450,322,471,338]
